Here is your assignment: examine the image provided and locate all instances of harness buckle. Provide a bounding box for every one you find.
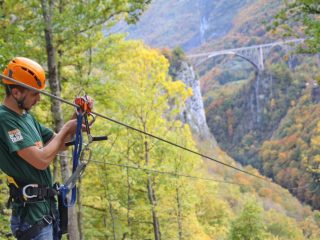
[22,184,38,199]
[43,215,52,225]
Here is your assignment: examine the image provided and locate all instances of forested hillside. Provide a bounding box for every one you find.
[195,0,320,210]
[0,1,320,240]
[205,55,320,207]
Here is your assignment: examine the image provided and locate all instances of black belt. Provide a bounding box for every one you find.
[22,184,58,200]
[8,183,58,205]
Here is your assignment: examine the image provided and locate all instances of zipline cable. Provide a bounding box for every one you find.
[56,154,246,186]
[92,111,267,181]
[1,73,267,181]
[60,154,314,196]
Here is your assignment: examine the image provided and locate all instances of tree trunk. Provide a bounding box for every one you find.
[175,158,183,240]
[104,184,117,240]
[125,138,132,239]
[77,179,84,240]
[104,166,117,239]
[176,186,183,240]
[108,198,117,240]
[41,1,79,239]
[122,132,137,239]
[144,139,161,240]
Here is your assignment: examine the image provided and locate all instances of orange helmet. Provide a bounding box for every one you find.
[2,57,46,90]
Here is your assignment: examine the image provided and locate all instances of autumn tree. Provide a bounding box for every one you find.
[228,199,266,240]
[272,0,320,53]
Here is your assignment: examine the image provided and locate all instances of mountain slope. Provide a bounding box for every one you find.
[114,0,254,50]
[194,0,320,209]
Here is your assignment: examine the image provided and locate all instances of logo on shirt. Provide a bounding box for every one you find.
[8,129,23,143]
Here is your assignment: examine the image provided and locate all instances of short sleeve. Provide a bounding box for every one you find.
[28,114,54,145]
[38,123,54,144]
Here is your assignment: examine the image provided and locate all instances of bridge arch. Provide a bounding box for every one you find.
[208,51,259,71]
[188,38,304,71]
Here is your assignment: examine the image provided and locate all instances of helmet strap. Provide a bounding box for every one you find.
[13,94,27,111]
[5,85,12,95]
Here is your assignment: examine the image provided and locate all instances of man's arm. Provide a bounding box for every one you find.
[17,119,78,170]
[46,111,78,151]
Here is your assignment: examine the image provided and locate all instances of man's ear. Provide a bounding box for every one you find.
[10,87,18,95]
[11,87,22,98]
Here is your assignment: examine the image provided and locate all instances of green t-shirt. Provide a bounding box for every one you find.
[0,105,54,224]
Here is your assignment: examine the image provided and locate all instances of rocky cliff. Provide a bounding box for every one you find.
[177,61,217,145]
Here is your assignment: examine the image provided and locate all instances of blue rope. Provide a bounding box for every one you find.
[60,112,83,207]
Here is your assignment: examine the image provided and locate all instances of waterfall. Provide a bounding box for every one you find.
[249,94,255,130]
[270,73,273,98]
[200,16,209,44]
[199,0,212,44]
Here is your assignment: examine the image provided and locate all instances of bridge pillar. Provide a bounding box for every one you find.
[258,46,264,71]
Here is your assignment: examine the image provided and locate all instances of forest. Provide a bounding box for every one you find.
[0,1,320,240]
[200,0,320,212]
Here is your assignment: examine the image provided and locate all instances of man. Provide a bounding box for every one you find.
[0,57,79,240]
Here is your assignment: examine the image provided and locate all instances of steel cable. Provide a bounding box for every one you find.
[1,73,267,181]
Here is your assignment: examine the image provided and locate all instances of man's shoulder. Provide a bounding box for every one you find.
[0,105,11,117]
[0,105,6,113]
[0,106,29,129]
[0,105,16,120]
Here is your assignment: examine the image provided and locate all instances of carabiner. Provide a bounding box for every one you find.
[80,144,92,164]
[22,184,39,199]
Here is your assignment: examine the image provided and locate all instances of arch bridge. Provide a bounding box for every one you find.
[187,38,304,71]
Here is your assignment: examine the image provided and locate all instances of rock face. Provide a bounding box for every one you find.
[177,61,217,145]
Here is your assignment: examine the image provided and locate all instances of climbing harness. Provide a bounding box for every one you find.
[58,94,108,207]
[7,177,58,207]
[6,176,59,239]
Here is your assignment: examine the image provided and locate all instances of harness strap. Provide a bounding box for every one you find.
[7,177,58,205]
[15,215,53,240]
[23,185,58,199]
[59,112,83,207]
[6,177,63,238]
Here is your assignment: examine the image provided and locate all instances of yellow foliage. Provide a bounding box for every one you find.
[311,136,320,147]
